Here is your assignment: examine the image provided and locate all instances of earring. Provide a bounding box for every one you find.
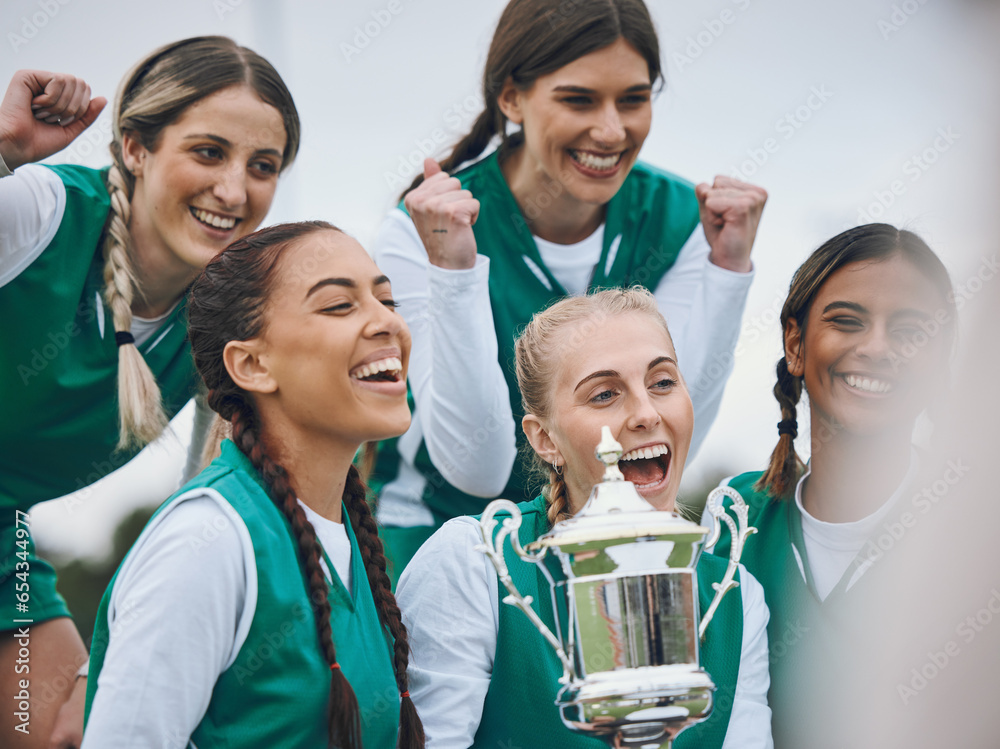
[552,461,562,476]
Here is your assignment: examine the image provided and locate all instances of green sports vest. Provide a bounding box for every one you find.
[473,496,741,749]
[373,151,701,527]
[0,164,199,511]
[712,472,896,749]
[85,440,400,748]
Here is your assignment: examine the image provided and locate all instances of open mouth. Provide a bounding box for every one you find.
[350,357,403,384]
[569,149,625,173]
[843,374,894,394]
[618,443,670,489]
[190,207,239,231]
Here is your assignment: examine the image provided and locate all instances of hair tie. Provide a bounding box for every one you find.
[400,690,410,699]
[329,662,341,671]
[777,419,798,438]
[115,331,135,347]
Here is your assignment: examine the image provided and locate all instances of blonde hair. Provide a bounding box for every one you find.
[513,286,672,525]
[103,36,300,449]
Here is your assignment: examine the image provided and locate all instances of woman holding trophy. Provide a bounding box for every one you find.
[707,223,955,746]
[397,287,772,748]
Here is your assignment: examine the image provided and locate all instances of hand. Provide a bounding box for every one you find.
[46,674,85,749]
[695,176,768,273]
[404,158,479,270]
[0,70,107,171]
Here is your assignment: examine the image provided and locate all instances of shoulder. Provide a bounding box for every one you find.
[721,471,777,516]
[42,164,110,206]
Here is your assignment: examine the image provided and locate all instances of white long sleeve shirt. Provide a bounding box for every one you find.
[395,515,773,749]
[373,207,754,526]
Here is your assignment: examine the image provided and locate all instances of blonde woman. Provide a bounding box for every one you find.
[0,37,299,747]
[397,288,771,748]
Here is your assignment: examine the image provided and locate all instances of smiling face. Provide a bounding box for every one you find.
[786,252,951,438]
[523,311,693,513]
[124,84,286,280]
[246,231,412,450]
[499,37,653,210]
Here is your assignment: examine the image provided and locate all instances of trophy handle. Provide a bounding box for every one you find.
[476,499,577,684]
[698,486,757,641]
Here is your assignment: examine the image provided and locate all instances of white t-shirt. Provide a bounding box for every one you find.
[83,491,353,748]
[373,208,754,526]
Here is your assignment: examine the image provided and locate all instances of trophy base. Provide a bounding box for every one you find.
[557,665,715,748]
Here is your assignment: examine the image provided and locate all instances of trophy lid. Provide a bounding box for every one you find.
[530,426,708,549]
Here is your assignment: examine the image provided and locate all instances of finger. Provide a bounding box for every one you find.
[32,75,68,116]
[62,97,106,140]
[60,82,91,127]
[695,182,712,203]
[423,157,443,179]
[413,174,465,199]
[46,78,80,123]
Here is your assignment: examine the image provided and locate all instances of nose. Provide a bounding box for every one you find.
[855,322,894,363]
[624,390,661,432]
[592,102,625,145]
[364,297,405,339]
[212,164,248,208]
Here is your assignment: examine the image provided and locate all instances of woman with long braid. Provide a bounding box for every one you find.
[397,288,771,747]
[83,222,423,748]
[0,37,299,747]
[370,0,768,580]
[706,224,955,747]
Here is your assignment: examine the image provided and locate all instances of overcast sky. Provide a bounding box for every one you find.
[6,0,998,559]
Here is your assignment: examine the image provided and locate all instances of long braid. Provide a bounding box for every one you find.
[755,356,805,499]
[102,162,168,449]
[545,466,571,526]
[226,399,362,749]
[342,465,425,749]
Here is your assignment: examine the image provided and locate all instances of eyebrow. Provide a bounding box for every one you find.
[184,133,283,157]
[305,275,390,299]
[822,301,867,315]
[552,84,652,94]
[573,356,677,392]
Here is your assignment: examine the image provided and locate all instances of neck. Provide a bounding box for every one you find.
[802,409,913,523]
[128,215,199,318]
[501,146,605,244]
[257,414,357,524]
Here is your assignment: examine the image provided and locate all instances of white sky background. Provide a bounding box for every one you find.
[5,0,997,560]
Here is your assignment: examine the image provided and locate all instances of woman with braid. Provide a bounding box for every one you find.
[705,224,955,747]
[397,288,771,747]
[371,0,768,581]
[83,222,424,748]
[0,37,298,747]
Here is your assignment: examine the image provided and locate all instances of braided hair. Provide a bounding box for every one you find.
[401,0,662,197]
[103,35,300,450]
[187,221,423,748]
[755,223,956,498]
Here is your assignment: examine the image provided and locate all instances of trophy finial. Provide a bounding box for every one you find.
[596,426,625,482]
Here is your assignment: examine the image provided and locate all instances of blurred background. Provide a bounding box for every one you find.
[3,0,998,686]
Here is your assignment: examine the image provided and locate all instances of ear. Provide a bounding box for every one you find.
[783,319,805,377]
[522,414,562,467]
[121,131,147,177]
[497,78,524,125]
[223,339,277,396]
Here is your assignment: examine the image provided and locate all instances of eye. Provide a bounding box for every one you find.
[250,158,279,177]
[589,388,618,404]
[381,298,400,310]
[620,94,650,106]
[652,377,677,390]
[194,145,224,160]
[562,95,592,106]
[828,315,863,329]
[321,302,353,314]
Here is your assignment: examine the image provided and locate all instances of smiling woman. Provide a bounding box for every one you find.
[82,222,424,749]
[396,287,773,748]
[0,36,299,749]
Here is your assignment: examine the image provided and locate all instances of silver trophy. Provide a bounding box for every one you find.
[477,426,756,748]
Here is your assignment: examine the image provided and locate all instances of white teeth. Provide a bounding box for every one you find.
[352,357,402,380]
[192,208,237,230]
[621,444,669,462]
[570,150,621,171]
[844,374,893,394]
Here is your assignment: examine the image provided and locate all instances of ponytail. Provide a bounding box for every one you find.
[754,356,805,499]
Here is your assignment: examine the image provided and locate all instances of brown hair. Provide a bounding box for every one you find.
[402,0,661,197]
[105,35,301,450]
[514,286,672,524]
[187,222,422,749]
[756,223,956,499]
